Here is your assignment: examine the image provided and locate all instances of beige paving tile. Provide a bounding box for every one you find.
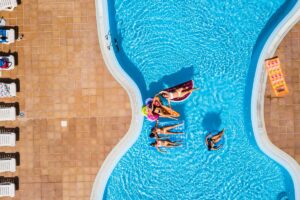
[264,23,300,165]
[0,0,130,199]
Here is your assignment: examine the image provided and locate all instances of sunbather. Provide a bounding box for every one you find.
[150,139,182,153]
[159,87,199,107]
[205,129,224,151]
[150,120,184,139]
[148,96,179,120]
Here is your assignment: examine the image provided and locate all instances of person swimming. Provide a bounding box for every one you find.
[205,129,224,151]
[150,139,182,153]
[149,120,184,139]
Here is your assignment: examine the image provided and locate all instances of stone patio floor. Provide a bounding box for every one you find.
[0,0,299,199]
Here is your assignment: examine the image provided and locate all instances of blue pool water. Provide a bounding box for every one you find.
[104,0,296,199]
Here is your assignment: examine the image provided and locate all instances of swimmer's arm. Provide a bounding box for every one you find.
[212,144,223,150]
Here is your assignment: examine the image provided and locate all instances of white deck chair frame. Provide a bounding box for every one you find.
[0,132,16,146]
[0,158,16,173]
[0,106,16,121]
[0,183,15,197]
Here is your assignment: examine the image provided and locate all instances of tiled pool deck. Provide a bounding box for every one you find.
[264,23,300,164]
[0,0,299,199]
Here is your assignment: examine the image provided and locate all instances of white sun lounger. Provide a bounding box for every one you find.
[0,132,16,147]
[0,106,16,121]
[0,158,16,173]
[0,183,15,197]
[0,0,18,11]
[0,29,16,44]
[0,82,16,97]
[0,55,15,70]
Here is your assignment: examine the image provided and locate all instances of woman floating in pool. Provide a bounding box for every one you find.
[148,96,180,120]
[150,120,184,139]
[159,87,199,107]
[150,139,182,153]
[205,129,224,151]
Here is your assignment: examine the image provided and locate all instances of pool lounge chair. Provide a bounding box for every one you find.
[0,82,16,97]
[0,127,18,147]
[0,0,18,11]
[0,105,16,121]
[0,28,19,44]
[0,182,15,197]
[0,176,18,198]
[0,158,16,173]
[0,55,15,70]
[0,132,16,147]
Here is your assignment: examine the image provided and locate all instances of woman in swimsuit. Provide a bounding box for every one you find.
[149,120,184,139]
[150,139,182,153]
[159,87,199,107]
[148,96,179,120]
[205,129,224,151]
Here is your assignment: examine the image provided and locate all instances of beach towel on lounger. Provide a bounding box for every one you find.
[0,83,11,98]
[0,29,7,43]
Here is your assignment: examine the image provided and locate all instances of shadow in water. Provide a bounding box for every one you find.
[202,112,222,132]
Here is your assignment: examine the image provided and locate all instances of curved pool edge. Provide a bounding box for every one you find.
[90,0,144,199]
[252,2,300,199]
[91,0,300,199]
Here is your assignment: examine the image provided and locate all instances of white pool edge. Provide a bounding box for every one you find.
[90,0,144,199]
[252,2,300,199]
[92,0,300,199]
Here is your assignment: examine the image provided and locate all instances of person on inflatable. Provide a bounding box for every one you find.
[159,87,199,107]
[205,129,224,151]
[150,139,182,153]
[150,120,184,139]
[148,96,179,120]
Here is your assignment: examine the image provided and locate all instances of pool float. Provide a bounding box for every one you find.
[159,105,180,117]
[141,105,159,121]
[163,80,194,102]
[146,98,179,117]
[142,97,179,121]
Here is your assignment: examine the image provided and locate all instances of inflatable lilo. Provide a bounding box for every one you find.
[159,80,198,106]
[205,129,224,151]
[142,96,180,121]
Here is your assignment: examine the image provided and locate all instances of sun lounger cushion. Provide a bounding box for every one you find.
[0,183,15,197]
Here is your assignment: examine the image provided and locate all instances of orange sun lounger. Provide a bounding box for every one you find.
[264,56,289,97]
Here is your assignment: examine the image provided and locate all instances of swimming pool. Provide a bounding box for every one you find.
[92,0,300,199]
